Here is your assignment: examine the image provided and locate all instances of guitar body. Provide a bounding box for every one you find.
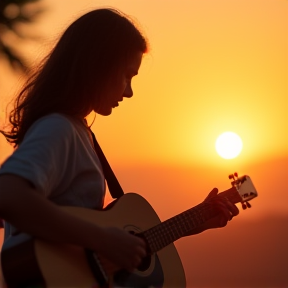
[2,193,186,288]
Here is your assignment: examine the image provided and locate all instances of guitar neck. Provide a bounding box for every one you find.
[142,187,242,253]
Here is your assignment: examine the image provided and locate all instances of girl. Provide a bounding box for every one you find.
[0,8,239,286]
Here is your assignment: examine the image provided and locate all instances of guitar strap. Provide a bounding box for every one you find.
[89,129,124,199]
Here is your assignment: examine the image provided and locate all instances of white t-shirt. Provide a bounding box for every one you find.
[0,113,106,209]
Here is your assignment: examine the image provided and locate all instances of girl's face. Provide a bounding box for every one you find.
[94,51,143,116]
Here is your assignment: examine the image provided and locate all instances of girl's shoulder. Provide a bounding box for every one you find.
[26,113,81,139]
[32,113,75,129]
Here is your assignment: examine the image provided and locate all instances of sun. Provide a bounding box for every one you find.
[215,132,243,159]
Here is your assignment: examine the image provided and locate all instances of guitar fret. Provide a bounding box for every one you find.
[182,212,192,233]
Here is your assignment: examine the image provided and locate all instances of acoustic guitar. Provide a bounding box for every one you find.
[1,173,258,288]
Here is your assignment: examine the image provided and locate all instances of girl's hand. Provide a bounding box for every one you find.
[202,188,240,230]
[95,227,147,272]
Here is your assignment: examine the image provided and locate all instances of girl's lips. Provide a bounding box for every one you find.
[113,99,122,108]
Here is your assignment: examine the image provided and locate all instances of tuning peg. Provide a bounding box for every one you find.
[229,172,239,181]
[241,202,247,210]
[246,201,251,208]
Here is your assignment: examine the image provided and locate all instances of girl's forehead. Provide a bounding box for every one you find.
[126,52,143,74]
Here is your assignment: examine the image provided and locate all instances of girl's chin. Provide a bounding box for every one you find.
[94,107,113,116]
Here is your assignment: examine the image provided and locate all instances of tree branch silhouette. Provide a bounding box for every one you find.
[0,0,44,72]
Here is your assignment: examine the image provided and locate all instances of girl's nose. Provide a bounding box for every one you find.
[123,84,133,98]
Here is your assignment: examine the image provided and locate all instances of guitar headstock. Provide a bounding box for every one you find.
[229,172,258,209]
[218,172,258,209]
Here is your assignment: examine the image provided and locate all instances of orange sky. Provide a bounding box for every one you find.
[1,0,287,165]
[0,0,287,287]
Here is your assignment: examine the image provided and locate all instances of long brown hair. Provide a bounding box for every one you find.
[1,8,148,147]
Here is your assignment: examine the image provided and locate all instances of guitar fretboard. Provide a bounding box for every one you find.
[142,187,242,253]
[142,202,217,253]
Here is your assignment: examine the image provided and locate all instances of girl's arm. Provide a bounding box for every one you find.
[0,174,146,271]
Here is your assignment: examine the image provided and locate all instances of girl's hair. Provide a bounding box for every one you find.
[1,8,148,147]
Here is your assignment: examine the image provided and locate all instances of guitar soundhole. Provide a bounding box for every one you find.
[137,255,151,272]
[114,229,164,287]
[129,230,151,272]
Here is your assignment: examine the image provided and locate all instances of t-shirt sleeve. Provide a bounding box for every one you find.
[0,115,76,197]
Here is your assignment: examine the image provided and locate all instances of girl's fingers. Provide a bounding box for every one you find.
[212,197,238,220]
[222,197,239,217]
[205,188,219,201]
